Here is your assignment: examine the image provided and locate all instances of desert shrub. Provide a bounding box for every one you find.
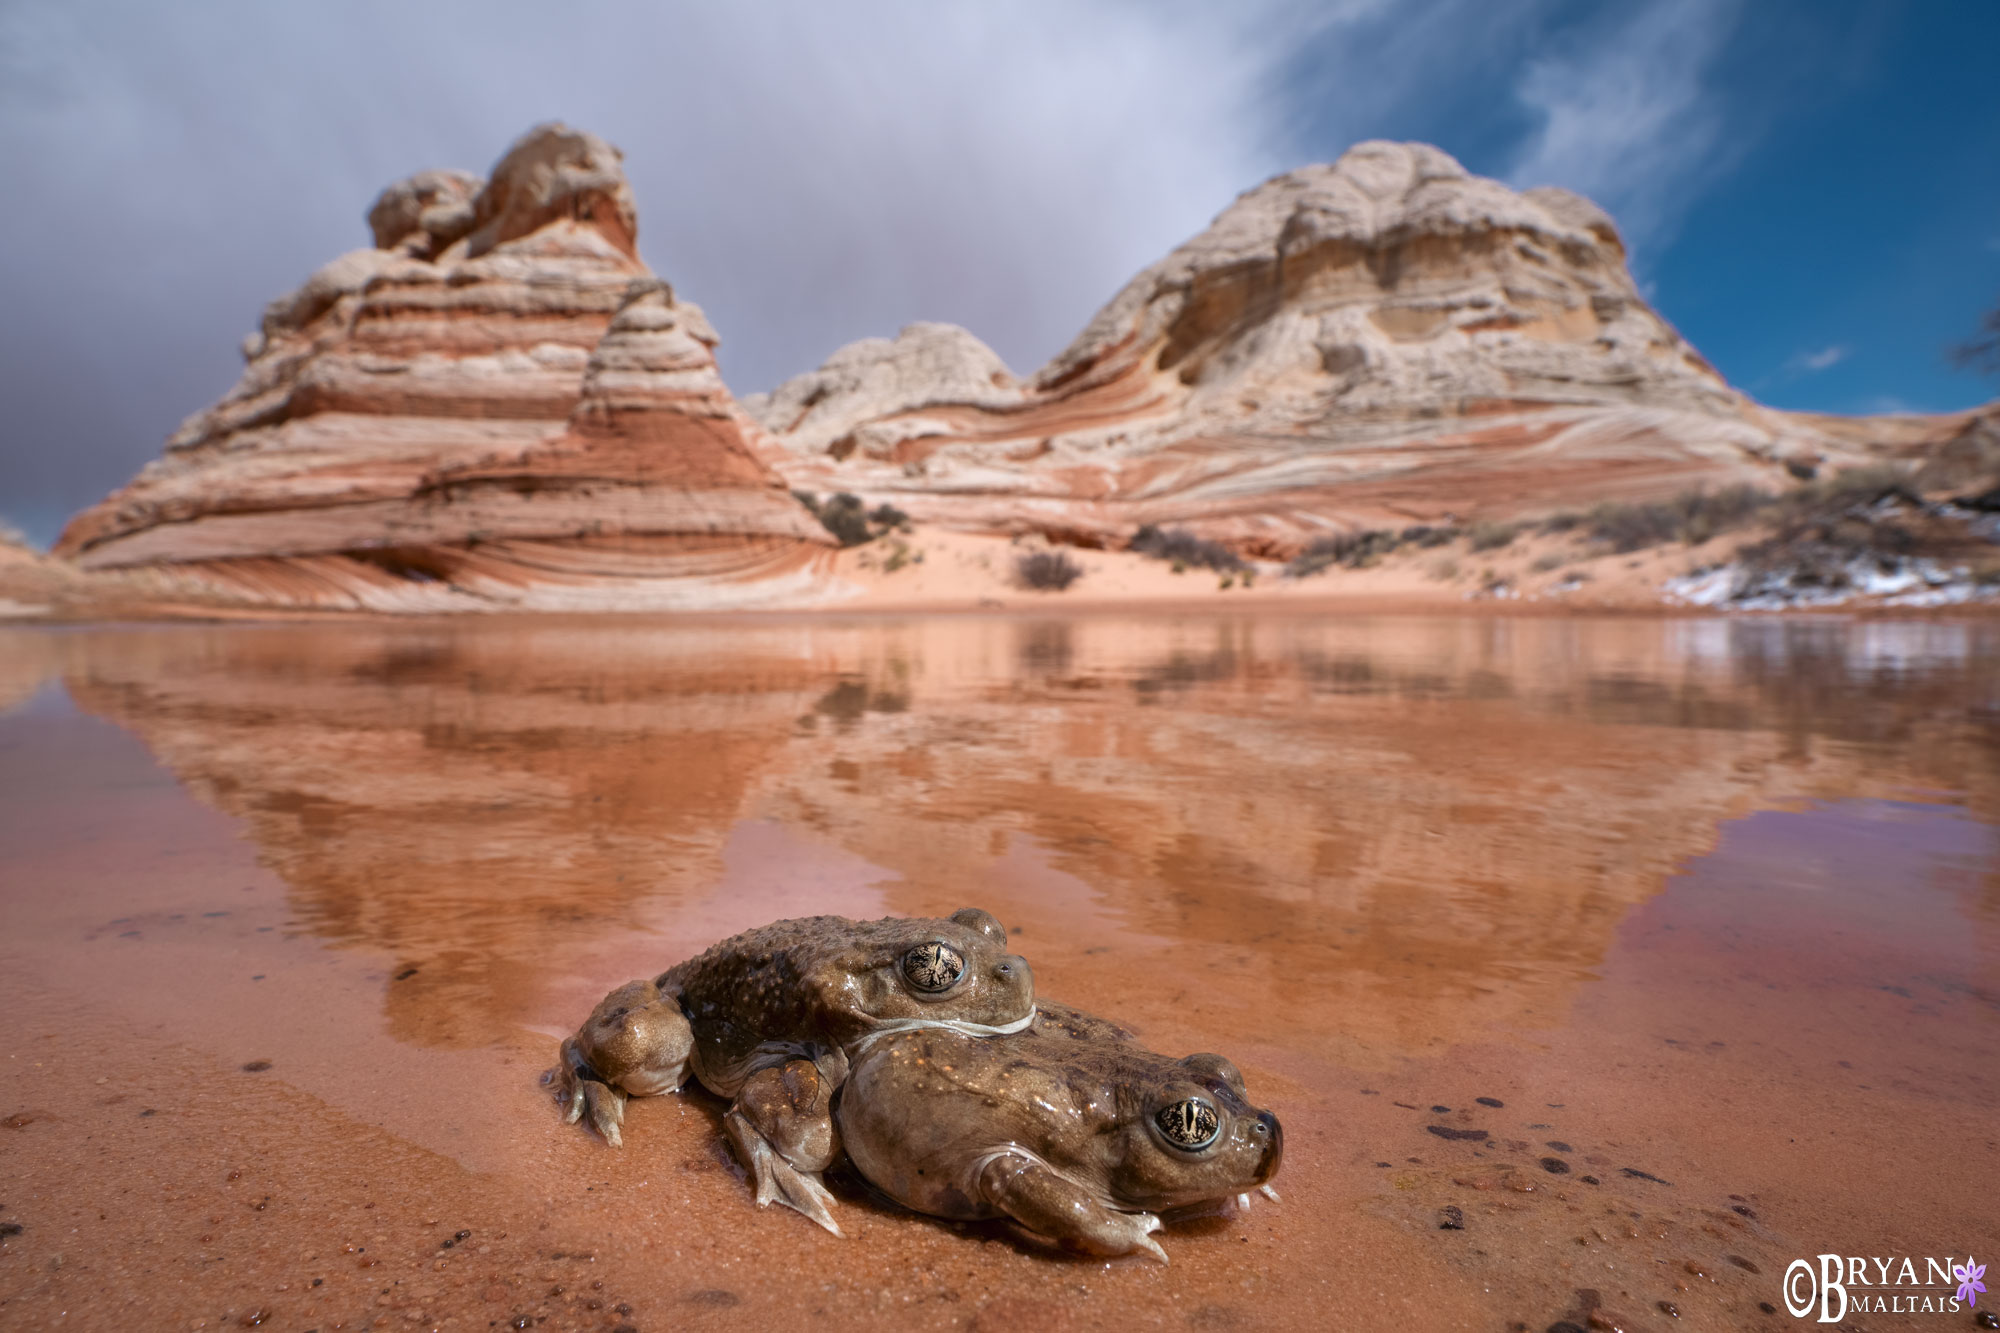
[1539,511,1584,534]
[1530,552,1566,573]
[1401,524,1458,548]
[1130,525,1244,572]
[1429,557,1461,582]
[1468,520,1522,552]
[1783,464,1915,513]
[815,493,874,545]
[1585,485,1775,553]
[1285,529,1399,578]
[1015,550,1083,592]
[798,491,915,547]
[1586,499,1678,552]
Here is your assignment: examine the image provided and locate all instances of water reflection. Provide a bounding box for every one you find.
[8,615,1998,1062]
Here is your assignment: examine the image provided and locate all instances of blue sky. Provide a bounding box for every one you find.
[1,0,1996,545]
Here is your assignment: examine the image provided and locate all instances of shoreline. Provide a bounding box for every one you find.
[9,525,2000,624]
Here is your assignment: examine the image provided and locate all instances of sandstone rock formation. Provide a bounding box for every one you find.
[54,123,830,612]
[748,142,1906,553]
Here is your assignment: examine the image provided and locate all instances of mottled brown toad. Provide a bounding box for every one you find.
[552,908,1033,1234]
[836,1001,1282,1261]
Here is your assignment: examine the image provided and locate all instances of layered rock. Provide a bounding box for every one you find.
[749,142,1889,552]
[55,123,830,612]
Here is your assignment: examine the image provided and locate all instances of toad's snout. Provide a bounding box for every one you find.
[1253,1111,1283,1184]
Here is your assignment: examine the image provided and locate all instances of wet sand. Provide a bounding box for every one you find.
[2,615,1996,1331]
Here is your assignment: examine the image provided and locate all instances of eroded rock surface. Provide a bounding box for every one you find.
[749,142,1929,553]
[54,123,829,612]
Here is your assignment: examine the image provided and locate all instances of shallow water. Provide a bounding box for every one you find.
[2,614,1997,1331]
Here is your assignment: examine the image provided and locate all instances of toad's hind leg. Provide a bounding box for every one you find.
[722,1058,843,1236]
[549,979,693,1148]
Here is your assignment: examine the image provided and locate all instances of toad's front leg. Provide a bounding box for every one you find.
[549,978,693,1147]
[722,1056,845,1236]
[975,1151,1169,1262]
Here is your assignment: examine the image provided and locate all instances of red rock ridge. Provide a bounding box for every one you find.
[747,142,1974,553]
[55,123,830,612]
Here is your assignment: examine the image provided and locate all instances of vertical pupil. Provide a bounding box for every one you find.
[906,942,961,990]
[1160,1099,1217,1147]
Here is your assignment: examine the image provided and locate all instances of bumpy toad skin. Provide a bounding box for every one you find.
[836,1002,1283,1262]
[551,908,1033,1233]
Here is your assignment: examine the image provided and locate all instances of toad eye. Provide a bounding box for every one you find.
[902,941,965,993]
[1156,1097,1221,1151]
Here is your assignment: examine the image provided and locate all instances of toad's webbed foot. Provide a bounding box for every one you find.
[549,978,693,1147]
[976,1151,1169,1262]
[722,1058,843,1235]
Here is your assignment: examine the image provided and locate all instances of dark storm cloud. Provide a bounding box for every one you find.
[0,0,1748,545]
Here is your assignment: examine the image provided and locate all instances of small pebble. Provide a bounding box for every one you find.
[1540,1157,1571,1175]
[241,1060,272,1073]
[1757,1303,1775,1315]
[1546,1140,1573,1153]
[1725,1255,1760,1274]
[1730,1204,1756,1219]
[1438,1205,1465,1230]
[1578,1175,1599,1185]
[1546,1323,1585,1333]
[1975,1312,1999,1329]
[1430,1105,1451,1113]
[1657,1301,1679,1318]
[1476,1097,1504,1107]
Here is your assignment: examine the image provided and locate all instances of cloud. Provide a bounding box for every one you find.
[0,0,1348,542]
[1504,0,1743,254]
[0,0,1804,545]
[1790,345,1850,373]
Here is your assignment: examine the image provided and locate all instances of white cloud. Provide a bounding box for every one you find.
[1,1,1328,394]
[1790,345,1850,373]
[1504,0,1742,255]
[0,0,1347,539]
[0,0,1788,542]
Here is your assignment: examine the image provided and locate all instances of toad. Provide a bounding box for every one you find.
[551,908,1033,1234]
[836,1001,1283,1261]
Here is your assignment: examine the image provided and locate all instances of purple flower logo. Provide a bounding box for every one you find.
[1956,1258,1987,1308]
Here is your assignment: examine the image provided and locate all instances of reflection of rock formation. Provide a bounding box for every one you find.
[61,623,835,1045]
[750,142,1978,553]
[739,617,2000,1058]
[53,124,829,612]
[61,618,2000,1058]
[0,625,68,712]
